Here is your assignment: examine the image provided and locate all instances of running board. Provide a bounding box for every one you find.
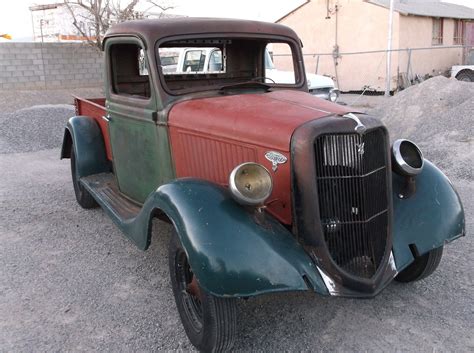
[80,173,141,223]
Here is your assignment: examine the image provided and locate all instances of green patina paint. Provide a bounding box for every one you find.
[80,177,328,298]
[104,36,175,203]
[392,160,465,271]
[61,116,110,177]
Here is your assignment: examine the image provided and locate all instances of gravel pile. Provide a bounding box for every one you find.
[0,104,75,154]
[372,76,474,181]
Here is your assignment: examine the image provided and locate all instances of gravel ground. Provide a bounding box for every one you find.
[371,76,474,181]
[0,84,472,351]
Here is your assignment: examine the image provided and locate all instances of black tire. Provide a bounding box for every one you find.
[455,70,474,82]
[169,230,237,352]
[395,246,443,283]
[70,144,97,209]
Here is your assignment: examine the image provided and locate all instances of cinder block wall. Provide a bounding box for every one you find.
[0,43,104,90]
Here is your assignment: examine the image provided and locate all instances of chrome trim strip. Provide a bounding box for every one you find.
[316,267,340,296]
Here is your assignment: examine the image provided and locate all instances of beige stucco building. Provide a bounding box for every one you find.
[275,0,474,92]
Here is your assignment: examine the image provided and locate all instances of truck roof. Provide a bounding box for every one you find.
[104,17,300,48]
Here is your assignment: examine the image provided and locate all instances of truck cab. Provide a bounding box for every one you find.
[61,18,465,352]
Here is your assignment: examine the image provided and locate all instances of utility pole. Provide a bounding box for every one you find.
[39,19,48,88]
[40,19,46,43]
[385,0,395,97]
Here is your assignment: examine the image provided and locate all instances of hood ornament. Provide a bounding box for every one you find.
[343,113,366,134]
[265,151,287,172]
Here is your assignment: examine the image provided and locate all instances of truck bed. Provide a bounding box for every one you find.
[74,96,112,160]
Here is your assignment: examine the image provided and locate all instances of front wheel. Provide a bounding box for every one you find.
[169,230,237,352]
[395,246,443,283]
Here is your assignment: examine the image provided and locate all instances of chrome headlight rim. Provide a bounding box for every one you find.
[392,139,424,176]
[329,88,339,102]
[229,162,273,206]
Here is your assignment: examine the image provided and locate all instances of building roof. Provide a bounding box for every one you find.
[367,0,474,20]
[104,17,300,46]
[275,1,311,23]
[29,3,62,11]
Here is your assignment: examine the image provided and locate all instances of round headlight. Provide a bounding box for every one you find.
[329,89,339,102]
[391,139,424,176]
[229,162,273,206]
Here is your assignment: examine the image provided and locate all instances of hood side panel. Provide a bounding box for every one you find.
[168,90,354,225]
[168,90,353,151]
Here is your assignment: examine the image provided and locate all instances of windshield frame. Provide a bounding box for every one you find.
[154,33,305,96]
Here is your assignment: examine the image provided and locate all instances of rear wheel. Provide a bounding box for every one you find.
[169,230,237,352]
[70,144,97,209]
[455,70,474,82]
[395,246,443,283]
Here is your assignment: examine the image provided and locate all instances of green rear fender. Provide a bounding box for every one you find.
[392,160,465,271]
[60,116,109,177]
[147,179,328,298]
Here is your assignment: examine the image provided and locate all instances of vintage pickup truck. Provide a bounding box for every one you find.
[62,18,465,352]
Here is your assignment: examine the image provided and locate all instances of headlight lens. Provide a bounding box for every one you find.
[391,139,424,176]
[329,88,339,102]
[229,162,273,206]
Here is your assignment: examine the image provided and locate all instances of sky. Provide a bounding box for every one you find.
[1,0,473,41]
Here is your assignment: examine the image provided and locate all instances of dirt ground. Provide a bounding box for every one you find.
[0,85,472,352]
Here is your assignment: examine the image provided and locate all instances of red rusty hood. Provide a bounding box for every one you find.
[168,90,356,151]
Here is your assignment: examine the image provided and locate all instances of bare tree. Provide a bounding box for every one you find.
[63,0,174,49]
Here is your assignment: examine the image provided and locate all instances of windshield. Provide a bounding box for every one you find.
[156,36,302,94]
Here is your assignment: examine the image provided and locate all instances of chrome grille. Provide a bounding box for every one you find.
[314,129,388,278]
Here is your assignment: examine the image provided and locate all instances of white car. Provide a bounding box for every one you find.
[264,50,339,102]
[159,47,339,102]
[451,49,474,82]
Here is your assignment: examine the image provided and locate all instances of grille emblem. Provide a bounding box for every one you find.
[265,151,287,172]
[357,142,365,155]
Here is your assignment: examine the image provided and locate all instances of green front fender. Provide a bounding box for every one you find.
[146,179,328,298]
[392,160,465,271]
[60,116,109,177]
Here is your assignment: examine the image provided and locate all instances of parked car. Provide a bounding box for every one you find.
[264,49,339,101]
[62,18,465,352]
[451,49,474,82]
[158,46,339,101]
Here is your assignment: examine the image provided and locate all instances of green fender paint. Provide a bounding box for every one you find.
[61,116,110,178]
[81,178,329,298]
[104,36,175,203]
[392,160,465,271]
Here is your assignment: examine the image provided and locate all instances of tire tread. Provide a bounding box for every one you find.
[395,246,443,283]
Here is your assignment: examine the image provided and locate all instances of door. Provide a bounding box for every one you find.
[105,38,163,203]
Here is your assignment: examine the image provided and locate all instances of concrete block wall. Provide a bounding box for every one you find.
[0,43,103,90]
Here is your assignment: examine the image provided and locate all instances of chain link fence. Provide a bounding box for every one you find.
[274,45,473,93]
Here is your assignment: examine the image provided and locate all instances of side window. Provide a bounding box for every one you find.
[138,49,148,76]
[109,43,151,98]
[183,50,206,72]
[208,49,223,72]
